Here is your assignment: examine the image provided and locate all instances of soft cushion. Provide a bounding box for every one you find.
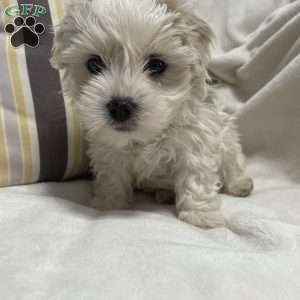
[0,0,87,186]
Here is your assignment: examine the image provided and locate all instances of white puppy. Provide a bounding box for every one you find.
[51,0,253,228]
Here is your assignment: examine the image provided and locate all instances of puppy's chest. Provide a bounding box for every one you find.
[131,140,176,190]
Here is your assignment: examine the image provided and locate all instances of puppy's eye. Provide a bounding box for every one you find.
[87,55,106,75]
[144,56,168,76]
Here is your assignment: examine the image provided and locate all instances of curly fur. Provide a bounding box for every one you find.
[51,0,253,228]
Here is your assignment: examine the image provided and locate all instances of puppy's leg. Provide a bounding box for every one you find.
[92,172,132,211]
[90,151,133,211]
[221,125,253,197]
[175,158,225,228]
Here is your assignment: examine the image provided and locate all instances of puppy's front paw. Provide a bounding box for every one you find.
[178,210,225,229]
[90,196,130,211]
[226,176,254,197]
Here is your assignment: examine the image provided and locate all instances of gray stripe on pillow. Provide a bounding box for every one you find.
[19,0,68,181]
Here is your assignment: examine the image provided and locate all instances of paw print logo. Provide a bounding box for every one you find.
[5,16,45,48]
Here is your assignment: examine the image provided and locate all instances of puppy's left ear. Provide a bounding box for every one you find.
[161,0,213,65]
[182,14,214,66]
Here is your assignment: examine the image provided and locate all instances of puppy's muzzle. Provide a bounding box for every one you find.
[106,96,137,123]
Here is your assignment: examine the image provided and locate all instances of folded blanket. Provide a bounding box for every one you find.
[208,1,300,188]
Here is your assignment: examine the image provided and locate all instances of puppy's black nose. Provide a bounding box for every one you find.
[106,96,137,123]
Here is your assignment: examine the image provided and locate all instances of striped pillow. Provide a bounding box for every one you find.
[0,0,88,186]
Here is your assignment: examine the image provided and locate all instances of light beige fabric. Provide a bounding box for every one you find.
[207,1,300,189]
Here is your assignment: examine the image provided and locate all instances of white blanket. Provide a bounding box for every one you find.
[1,1,300,299]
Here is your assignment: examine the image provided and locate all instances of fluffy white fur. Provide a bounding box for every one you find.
[51,0,253,228]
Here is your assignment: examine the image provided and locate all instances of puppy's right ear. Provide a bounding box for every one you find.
[50,15,75,70]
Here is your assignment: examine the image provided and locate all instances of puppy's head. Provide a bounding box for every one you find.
[51,0,213,147]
